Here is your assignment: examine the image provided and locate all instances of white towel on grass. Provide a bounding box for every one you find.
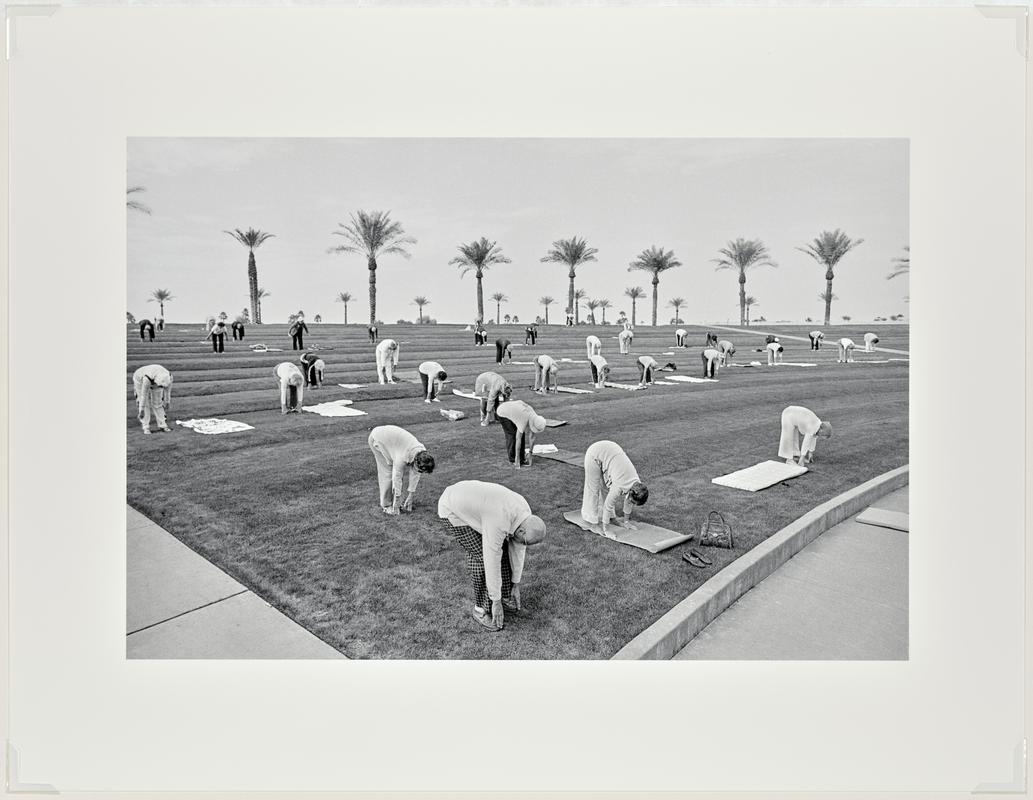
[176,418,254,435]
[556,386,593,394]
[666,375,718,384]
[302,400,367,418]
[773,362,817,368]
[603,381,644,391]
[559,358,588,363]
[532,444,558,454]
[337,383,365,389]
[509,360,536,365]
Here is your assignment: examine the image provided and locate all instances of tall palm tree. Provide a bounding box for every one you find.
[817,289,838,317]
[598,298,611,324]
[628,246,682,325]
[668,297,686,323]
[328,210,415,325]
[888,246,910,280]
[573,288,588,324]
[490,292,508,324]
[540,236,599,322]
[335,291,353,324]
[126,186,151,215]
[413,295,430,323]
[256,287,271,322]
[744,295,759,326]
[713,237,777,326]
[225,227,275,324]
[797,229,864,325]
[585,298,600,325]
[450,237,510,323]
[624,286,645,326]
[539,295,555,324]
[148,288,174,320]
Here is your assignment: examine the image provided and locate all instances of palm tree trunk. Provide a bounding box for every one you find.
[496,301,501,324]
[248,251,260,324]
[824,275,834,326]
[418,306,423,323]
[368,257,377,326]
[602,308,606,324]
[568,271,576,323]
[476,271,484,323]
[159,300,165,318]
[544,305,549,324]
[739,272,747,327]
[631,298,637,326]
[651,278,659,326]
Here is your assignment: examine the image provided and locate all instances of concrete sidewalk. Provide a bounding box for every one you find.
[127,506,346,659]
[674,486,908,660]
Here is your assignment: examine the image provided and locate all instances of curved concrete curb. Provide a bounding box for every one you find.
[612,464,910,660]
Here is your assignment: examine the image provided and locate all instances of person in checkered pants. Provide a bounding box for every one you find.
[437,480,547,631]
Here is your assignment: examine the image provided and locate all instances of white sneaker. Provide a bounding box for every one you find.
[432,398,441,403]
[142,428,151,435]
[424,399,431,404]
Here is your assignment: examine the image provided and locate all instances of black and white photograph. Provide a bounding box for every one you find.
[126,137,909,660]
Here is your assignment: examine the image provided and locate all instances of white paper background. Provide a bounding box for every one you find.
[3,5,1026,793]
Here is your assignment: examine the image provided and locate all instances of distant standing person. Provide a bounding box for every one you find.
[581,441,649,539]
[524,324,538,345]
[139,319,155,341]
[231,319,245,340]
[864,332,880,352]
[675,328,688,347]
[474,323,488,346]
[419,360,448,403]
[618,328,633,355]
[299,352,325,388]
[808,330,824,350]
[495,399,548,469]
[533,354,559,394]
[701,348,722,378]
[289,314,309,350]
[495,338,513,365]
[132,364,173,435]
[367,424,435,515]
[589,354,610,388]
[437,480,548,631]
[475,371,513,426]
[156,317,165,332]
[766,341,784,365]
[205,319,228,353]
[565,310,574,326]
[778,405,832,466]
[717,339,735,365]
[837,338,856,363]
[585,334,602,358]
[375,339,400,384]
[368,324,379,344]
[274,362,305,413]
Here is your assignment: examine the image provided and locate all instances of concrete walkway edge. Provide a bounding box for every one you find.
[611,464,910,660]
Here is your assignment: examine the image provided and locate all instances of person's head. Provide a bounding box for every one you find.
[413,450,435,474]
[529,414,547,434]
[501,384,513,402]
[289,373,304,387]
[602,365,611,377]
[818,421,833,439]
[628,482,649,506]
[436,370,448,383]
[513,515,547,546]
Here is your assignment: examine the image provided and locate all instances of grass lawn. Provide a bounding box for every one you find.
[127,321,909,659]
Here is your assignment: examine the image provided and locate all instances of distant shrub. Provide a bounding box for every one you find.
[126,311,136,324]
[396,319,412,325]
[314,314,322,323]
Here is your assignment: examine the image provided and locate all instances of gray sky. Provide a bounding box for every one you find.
[128,138,908,325]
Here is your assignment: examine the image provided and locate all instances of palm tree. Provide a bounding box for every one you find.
[598,298,611,324]
[540,236,599,323]
[624,286,645,326]
[490,292,508,324]
[797,229,864,325]
[713,238,777,326]
[328,210,415,326]
[335,291,353,324]
[888,246,910,280]
[628,246,682,325]
[668,297,686,324]
[818,289,838,312]
[539,296,555,324]
[744,295,759,326]
[450,237,510,323]
[413,295,430,323]
[585,298,600,325]
[572,288,588,324]
[314,314,322,323]
[256,287,271,322]
[225,227,275,324]
[126,186,151,215]
[148,288,174,320]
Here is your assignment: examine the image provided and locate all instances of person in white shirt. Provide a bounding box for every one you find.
[581,441,649,539]
[589,354,610,388]
[367,425,435,515]
[778,405,832,466]
[766,341,784,365]
[437,480,547,631]
[837,338,856,363]
[618,328,634,355]
[132,364,173,434]
[863,332,880,353]
[675,328,688,347]
[701,348,722,378]
[533,354,559,394]
[637,355,676,387]
[808,330,824,350]
[496,399,547,469]
[717,339,736,365]
[419,360,448,403]
[375,339,400,384]
[621,318,634,332]
[475,371,513,426]
[585,334,602,358]
[274,362,305,413]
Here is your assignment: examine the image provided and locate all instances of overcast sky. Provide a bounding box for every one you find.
[127,138,908,325]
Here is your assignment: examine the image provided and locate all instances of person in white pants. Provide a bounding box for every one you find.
[717,339,736,365]
[675,328,688,347]
[367,424,435,515]
[863,332,880,352]
[618,328,634,355]
[475,371,513,426]
[274,362,305,413]
[375,339,400,384]
[533,354,559,393]
[778,405,832,466]
[132,364,173,434]
[419,360,448,402]
[701,348,722,378]
[581,440,649,539]
[808,330,824,350]
[837,338,856,363]
[637,356,676,387]
[766,341,784,365]
[496,399,548,470]
[589,354,611,388]
[585,334,602,358]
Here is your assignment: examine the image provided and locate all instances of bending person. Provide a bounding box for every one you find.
[299,352,325,388]
[231,320,246,340]
[375,338,400,384]
[586,334,602,359]
[717,339,735,365]
[618,328,634,355]
[132,364,173,434]
[139,319,155,341]
[778,405,832,467]
[808,330,824,350]
[705,332,718,347]
[368,324,378,344]
[637,356,676,387]
[419,360,448,403]
[701,348,722,378]
[837,338,856,363]
[581,441,649,539]
[675,328,688,348]
[496,399,547,469]
[864,332,880,353]
[589,354,611,388]
[766,341,784,365]
[495,338,513,365]
[475,371,513,426]
[533,354,559,394]
[368,424,435,515]
[274,362,305,413]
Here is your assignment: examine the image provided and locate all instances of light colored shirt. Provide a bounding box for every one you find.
[810,330,824,339]
[618,329,633,341]
[437,481,531,601]
[590,354,608,371]
[376,339,399,365]
[369,425,426,498]
[702,348,721,365]
[839,338,855,349]
[536,355,557,372]
[864,333,879,345]
[675,328,687,337]
[717,340,735,354]
[766,342,784,353]
[586,441,640,525]
[134,364,172,389]
[638,356,659,369]
[497,400,546,433]
[419,361,444,377]
[586,335,601,349]
[475,372,510,403]
[275,362,304,384]
[783,406,823,456]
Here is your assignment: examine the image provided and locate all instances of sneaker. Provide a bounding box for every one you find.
[158,426,172,433]
[472,607,498,631]
[141,428,151,435]
[424,399,431,404]
[480,419,489,427]
[502,597,519,611]
[432,398,441,403]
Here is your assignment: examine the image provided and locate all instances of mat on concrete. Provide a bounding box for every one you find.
[856,507,909,532]
[712,460,808,491]
[302,401,367,418]
[536,449,584,467]
[556,386,593,394]
[176,418,255,435]
[544,419,568,427]
[562,511,693,554]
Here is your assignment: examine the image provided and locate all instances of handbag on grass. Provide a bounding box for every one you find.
[699,511,734,549]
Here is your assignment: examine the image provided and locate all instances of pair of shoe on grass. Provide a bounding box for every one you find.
[682,547,713,569]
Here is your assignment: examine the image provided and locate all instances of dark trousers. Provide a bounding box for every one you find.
[233,325,244,340]
[442,520,513,611]
[212,333,225,353]
[140,324,154,341]
[639,363,653,383]
[420,371,439,400]
[304,363,320,387]
[495,342,510,363]
[157,319,164,331]
[702,353,716,378]
[292,333,304,350]
[287,384,299,410]
[810,335,821,350]
[590,363,599,384]
[706,333,718,347]
[525,330,537,345]
[498,416,529,465]
[676,334,685,347]
[481,396,501,421]
[369,328,377,343]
